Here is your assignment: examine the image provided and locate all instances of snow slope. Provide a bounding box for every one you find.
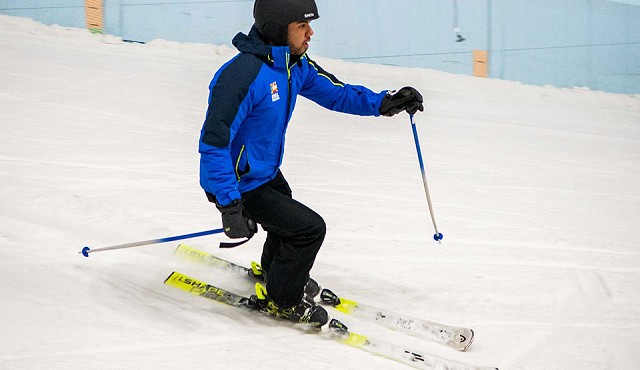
[1,14,640,370]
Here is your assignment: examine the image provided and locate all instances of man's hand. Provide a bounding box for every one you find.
[379,86,424,117]
[216,199,257,239]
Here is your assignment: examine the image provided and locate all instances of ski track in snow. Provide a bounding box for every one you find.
[1,14,640,370]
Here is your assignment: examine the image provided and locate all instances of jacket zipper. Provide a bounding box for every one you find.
[278,52,293,165]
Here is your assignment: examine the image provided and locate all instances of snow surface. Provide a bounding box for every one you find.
[1,14,640,370]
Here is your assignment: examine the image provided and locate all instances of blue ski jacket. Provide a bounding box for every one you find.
[199,27,386,206]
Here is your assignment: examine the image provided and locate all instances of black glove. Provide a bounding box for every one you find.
[216,199,257,239]
[378,87,424,117]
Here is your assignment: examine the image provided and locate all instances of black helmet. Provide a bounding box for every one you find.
[253,0,319,45]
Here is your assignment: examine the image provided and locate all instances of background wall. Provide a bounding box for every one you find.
[0,0,85,28]
[1,0,639,94]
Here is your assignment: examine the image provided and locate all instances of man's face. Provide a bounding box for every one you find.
[287,21,314,56]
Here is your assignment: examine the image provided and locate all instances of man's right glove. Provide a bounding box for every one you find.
[216,199,257,239]
[378,86,424,117]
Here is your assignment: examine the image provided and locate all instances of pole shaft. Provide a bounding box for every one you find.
[83,228,224,255]
[410,116,441,237]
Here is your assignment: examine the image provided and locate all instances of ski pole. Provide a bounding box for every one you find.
[410,114,443,243]
[80,228,224,257]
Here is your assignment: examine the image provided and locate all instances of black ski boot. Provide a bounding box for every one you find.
[252,283,328,328]
[304,277,320,300]
[249,262,321,301]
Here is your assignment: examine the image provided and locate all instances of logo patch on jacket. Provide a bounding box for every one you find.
[270,81,280,102]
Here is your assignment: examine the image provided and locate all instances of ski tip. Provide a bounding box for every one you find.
[465,328,475,350]
[163,271,177,284]
[451,328,474,351]
[81,246,91,257]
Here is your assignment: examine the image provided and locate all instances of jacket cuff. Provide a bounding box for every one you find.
[214,190,242,207]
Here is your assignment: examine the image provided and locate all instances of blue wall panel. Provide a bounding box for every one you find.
[0,0,85,28]
[110,0,254,44]
[488,0,640,93]
[591,1,640,93]
[490,1,593,88]
[311,0,489,77]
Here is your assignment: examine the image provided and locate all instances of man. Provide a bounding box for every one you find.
[199,0,423,327]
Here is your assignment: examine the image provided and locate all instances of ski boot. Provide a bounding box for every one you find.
[249,263,321,301]
[251,282,328,328]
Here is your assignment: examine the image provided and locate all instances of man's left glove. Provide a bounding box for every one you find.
[216,199,257,239]
[379,86,424,117]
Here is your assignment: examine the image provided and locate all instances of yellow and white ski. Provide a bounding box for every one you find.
[164,270,498,370]
[174,243,475,351]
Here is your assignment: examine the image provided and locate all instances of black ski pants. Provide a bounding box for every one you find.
[242,171,326,307]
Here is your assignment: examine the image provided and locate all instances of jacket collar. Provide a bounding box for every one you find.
[232,26,291,70]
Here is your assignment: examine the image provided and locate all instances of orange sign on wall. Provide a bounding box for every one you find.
[473,50,489,78]
[85,0,103,33]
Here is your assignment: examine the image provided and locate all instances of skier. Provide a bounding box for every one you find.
[199,0,424,327]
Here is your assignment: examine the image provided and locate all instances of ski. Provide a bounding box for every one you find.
[164,271,498,370]
[174,243,475,351]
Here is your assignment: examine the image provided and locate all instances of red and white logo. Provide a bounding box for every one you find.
[270,81,280,102]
